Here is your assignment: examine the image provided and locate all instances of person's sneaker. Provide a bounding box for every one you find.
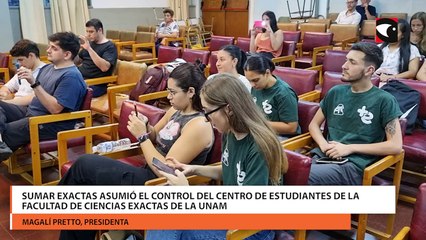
[0,142,13,161]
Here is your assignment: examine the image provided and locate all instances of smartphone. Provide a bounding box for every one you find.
[253,20,263,29]
[152,157,176,176]
[316,157,349,164]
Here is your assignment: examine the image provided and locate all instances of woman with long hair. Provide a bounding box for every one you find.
[249,10,283,60]
[410,11,426,56]
[208,44,251,91]
[376,19,421,83]
[146,73,288,240]
[244,54,300,139]
[58,63,213,240]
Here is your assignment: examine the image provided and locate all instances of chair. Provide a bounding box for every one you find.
[395,79,426,203]
[283,31,301,43]
[273,66,318,97]
[136,25,152,32]
[393,183,426,240]
[156,46,182,64]
[295,32,334,68]
[272,41,297,67]
[327,13,339,23]
[207,35,235,52]
[284,135,404,240]
[360,20,376,39]
[277,22,298,32]
[106,29,120,42]
[235,37,250,52]
[278,16,291,23]
[329,24,359,50]
[0,53,10,83]
[114,31,137,53]
[163,25,187,48]
[307,49,349,86]
[299,23,327,40]
[199,17,214,45]
[308,18,332,29]
[118,32,156,62]
[88,60,147,122]
[3,88,93,185]
[59,100,167,176]
[181,48,210,65]
[208,53,218,75]
[379,13,408,20]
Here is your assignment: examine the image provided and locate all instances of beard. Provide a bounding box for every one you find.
[341,71,365,83]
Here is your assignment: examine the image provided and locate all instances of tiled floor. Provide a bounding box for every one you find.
[0,164,414,240]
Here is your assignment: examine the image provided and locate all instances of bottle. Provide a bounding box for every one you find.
[92,138,132,153]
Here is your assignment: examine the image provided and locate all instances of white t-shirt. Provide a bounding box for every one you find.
[208,73,252,92]
[157,21,179,36]
[336,10,361,25]
[377,44,421,75]
[4,62,46,97]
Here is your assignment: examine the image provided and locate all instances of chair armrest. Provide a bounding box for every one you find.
[296,42,303,57]
[0,68,10,82]
[29,110,93,185]
[138,90,168,103]
[272,55,296,68]
[363,150,404,185]
[164,37,187,48]
[281,132,311,145]
[283,134,315,151]
[298,90,320,102]
[392,226,410,240]
[312,45,333,66]
[57,123,119,170]
[107,82,138,123]
[85,75,117,86]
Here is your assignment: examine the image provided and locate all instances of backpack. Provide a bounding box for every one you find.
[381,80,421,134]
[129,65,169,104]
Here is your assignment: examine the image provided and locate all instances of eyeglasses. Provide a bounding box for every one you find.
[166,88,184,96]
[204,105,226,122]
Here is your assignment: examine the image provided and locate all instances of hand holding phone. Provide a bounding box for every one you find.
[152,157,176,176]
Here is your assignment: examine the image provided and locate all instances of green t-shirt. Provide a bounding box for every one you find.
[251,77,300,134]
[221,133,269,186]
[320,85,402,171]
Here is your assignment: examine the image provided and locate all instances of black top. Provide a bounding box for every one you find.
[356,5,377,22]
[78,40,117,79]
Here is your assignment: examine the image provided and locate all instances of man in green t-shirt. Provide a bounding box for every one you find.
[308,42,403,185]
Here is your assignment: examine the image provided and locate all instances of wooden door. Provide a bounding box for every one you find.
[202,0,225,36]
[224,0,249,38]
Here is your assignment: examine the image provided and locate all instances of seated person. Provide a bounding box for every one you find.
[208,45,251,92]
[416,59,426,80]
[146,73,287,240]
[355,0,377,22]
[249,10,283,60]
[375,19,420,83]
[244,54,300,140]
[308,42,402,185]
[75,18,117,97]
[336,0,361,25]
[410,12,426,56]
[0,39,46,106]
[58,63,213,240]
[155,8,179,52]
[0,32,87,161]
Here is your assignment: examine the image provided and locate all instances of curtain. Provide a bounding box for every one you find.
[20,0,48,44]
[50,0,90,35]
[169,0,188,21]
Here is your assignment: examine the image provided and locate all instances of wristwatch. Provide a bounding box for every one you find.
[31,81,41,89]
[137,133,150,144]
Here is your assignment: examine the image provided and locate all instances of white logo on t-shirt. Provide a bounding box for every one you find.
[262,100,272,114]
[333,104,345,115]
[222,146,229,166]
[236,161,246,186]
[357,106,374,124]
